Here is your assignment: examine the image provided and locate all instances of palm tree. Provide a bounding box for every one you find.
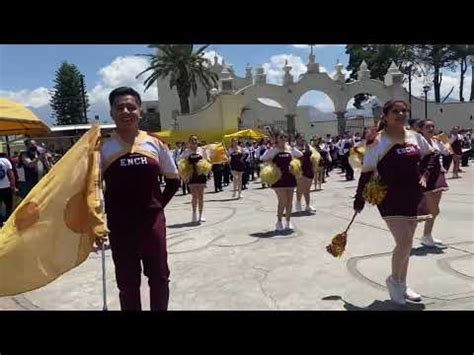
[137,44,219,114]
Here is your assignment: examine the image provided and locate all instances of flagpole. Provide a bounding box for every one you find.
[97,126,108,311]
[101,242,108,311]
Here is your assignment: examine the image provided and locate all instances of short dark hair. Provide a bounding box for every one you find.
[408,118,419,128]
[108,87,142,107]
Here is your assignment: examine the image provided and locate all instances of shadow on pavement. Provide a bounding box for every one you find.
[410,245,447,256]
[321,295,426,311]
[249,230,294,238]
[168,221,200,229]
[205,198,240,203]
[291,211,315,217]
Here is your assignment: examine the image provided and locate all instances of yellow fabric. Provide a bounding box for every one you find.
[0,97,50,136]
[222,129,267,145]
[349,146,366,169]
[152,130,233,146]
[205,142,229,164]
[0,124,108,296]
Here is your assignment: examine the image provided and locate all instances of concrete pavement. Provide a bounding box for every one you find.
[1,164,473,310]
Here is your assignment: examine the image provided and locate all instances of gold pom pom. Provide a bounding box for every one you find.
[363,176,387,205]
[325,211,357,258]
[310,151,322,173]
[178,159,193,183]
[260,162,282,186]
[326,232,347,258]
[196,159,212,176]
[289,158,302,179]
[349,147,365,169]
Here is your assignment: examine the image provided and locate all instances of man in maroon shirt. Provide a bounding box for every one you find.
[99,87,180,310]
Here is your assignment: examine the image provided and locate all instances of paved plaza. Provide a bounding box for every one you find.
[1,165,473,311]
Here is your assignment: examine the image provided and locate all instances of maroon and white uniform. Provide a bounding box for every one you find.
[101,130,179,310]
[424,138,450,194]
[180,147,208,186]
[449,133,463,155]
[360,129,435,221]
[261,146,303,188]
[228,147,246,172]
[296,144,316,180]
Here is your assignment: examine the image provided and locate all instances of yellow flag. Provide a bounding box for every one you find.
[205,142,228,164]
[0,124,108,296]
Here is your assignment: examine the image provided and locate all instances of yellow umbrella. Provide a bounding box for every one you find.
[0,97,51,136]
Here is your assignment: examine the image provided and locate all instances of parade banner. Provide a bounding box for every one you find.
[0,124,108,296]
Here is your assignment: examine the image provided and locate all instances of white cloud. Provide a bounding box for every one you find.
[262,54,309,85]
[1,56,159,123]
[404,71,472,102]
[202,50,224,66]
[0,87,50,108]
[92,55,158,104]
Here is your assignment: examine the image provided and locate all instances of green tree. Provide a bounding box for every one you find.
[50,62,89,125]
[412,45,458,103]
[137,45,219,114]
[450,45,474,101]
[345,45,419,108]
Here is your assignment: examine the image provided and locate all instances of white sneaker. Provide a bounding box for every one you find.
[385,276,406,305]
[192,213,198,223]
[275,221,284,232]
[199,215,206,222]
[405,286,422,302]
[305,205,316,212]
[421,235,441,247]
[285,221,294,230]
[295,201,302,212]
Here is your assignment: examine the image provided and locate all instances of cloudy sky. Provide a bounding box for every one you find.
[0,44,471,125]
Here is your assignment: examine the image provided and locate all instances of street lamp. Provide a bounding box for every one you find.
[80,74,88,123]
[422,84,431,119]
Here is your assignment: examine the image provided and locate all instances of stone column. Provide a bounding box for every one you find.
[285,114,296,141]
[335,111,347,136]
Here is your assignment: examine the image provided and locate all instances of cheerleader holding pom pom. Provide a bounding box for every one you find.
[178,135,210,223]
[352,100,438,306]
[294,133,318,213]
[260,129,303,232]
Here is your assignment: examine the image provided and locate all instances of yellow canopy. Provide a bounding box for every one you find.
[152,129,234,146]
[222,129,267,145]
[0,97,51,136]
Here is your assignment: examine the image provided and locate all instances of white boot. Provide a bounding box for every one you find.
[192,212,198,223]
[405,286,422,302]
[275,220,284,232]
[285,220,294,231]
[421,235,442,247]
[199,213,206,222]
[305,205,316,212]
[385,276,406,305]
[295,201,302,212]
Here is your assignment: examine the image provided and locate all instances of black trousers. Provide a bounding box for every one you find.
[0,187,13,223]
[341,154,354,180]
[212,164,224,191]
[223,164,231,185]
[442,155,453,171]
[461,151,470,167]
